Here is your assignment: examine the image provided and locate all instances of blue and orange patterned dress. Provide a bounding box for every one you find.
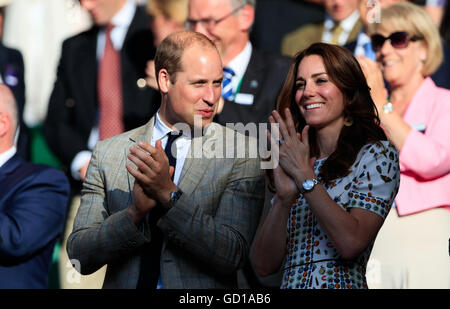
[281,141,400,289]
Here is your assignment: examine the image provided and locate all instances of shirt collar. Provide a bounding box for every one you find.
[0,146,16,168]
[225,42,252,81]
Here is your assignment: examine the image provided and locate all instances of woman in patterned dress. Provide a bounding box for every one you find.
[253,43,401,289]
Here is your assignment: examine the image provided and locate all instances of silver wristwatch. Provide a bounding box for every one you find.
[299,178,319,194]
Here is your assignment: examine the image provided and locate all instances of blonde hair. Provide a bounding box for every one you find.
[368,1,443,76]
[147,0,188,26]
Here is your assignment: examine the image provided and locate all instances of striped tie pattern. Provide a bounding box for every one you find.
[222,67,235,100]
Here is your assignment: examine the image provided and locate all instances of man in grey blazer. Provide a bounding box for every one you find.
[67,30,265,289]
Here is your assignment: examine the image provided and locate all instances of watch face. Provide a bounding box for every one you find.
[303,179,315,191]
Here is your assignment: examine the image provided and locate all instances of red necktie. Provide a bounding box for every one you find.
[98,24,124,140]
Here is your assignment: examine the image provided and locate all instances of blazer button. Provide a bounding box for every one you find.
[65,98,75,108]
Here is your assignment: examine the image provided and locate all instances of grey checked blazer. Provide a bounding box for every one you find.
[67,117,265,288]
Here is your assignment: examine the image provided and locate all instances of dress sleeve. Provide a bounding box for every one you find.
[346,142,401,220]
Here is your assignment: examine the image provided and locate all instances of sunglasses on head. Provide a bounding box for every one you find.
[370,31,423,52]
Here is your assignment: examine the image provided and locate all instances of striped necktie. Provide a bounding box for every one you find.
[222,67,235,100]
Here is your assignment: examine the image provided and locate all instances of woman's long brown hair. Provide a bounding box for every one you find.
[276,43,387,185]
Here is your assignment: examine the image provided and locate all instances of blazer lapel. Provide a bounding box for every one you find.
[122,118,216,198]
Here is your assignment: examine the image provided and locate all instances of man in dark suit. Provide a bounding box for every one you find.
[0,1,29,161]
[44,0,159,189]
[0,84,69,289]
[186,0,291,129]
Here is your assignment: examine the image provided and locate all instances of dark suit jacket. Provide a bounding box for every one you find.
[214,48,291,129]
[0,155,69,288]
[44,6,160,183]
[0,43,29,160]
[282,19,363,57]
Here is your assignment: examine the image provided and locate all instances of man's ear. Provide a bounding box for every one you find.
[238,4,255,32]
[158,68,172,94]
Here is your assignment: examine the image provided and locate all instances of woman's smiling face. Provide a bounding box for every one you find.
[295,55,345,132]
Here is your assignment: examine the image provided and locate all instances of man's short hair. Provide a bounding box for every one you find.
[154,30,218,85]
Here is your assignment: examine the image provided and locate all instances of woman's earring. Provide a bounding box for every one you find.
[343,116,353,127]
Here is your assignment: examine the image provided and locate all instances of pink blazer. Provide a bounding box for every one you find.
[396,77,450,216]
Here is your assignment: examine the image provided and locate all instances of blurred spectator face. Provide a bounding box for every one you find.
[324,0,359,22]
[188,0,252,64]
[80,0,126,25]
